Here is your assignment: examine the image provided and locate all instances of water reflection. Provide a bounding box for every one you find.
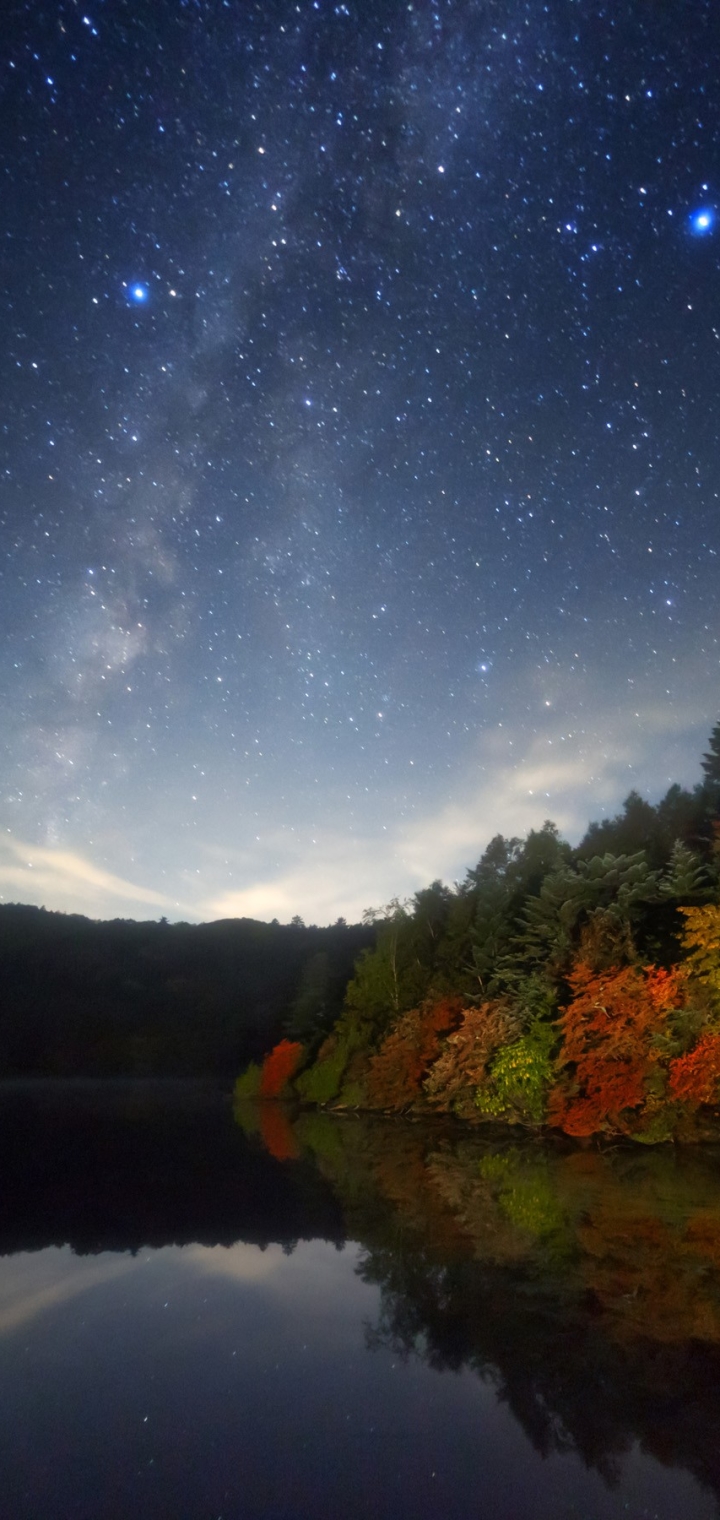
[251,1105,720,1511]
[0,1082,718,1518]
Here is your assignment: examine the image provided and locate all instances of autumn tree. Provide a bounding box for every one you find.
[423,1001,521,1115]
[667,1034,720,1106]
[548,962,684,1140]
[259,1039,304,1097]
[366,997,464,1111]
[678,904,720,1000]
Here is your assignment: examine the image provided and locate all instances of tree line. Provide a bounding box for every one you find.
[0,909,372,1076]
[240,722,720,1142]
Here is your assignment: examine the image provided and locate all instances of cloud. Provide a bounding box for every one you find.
[183,1242,287,1282]
[1,687,708,927]
[0,1250,135,1337]
[0,837,184,919]
[198,691,708,923]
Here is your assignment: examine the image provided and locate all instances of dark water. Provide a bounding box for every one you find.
[1,1083,720,1519]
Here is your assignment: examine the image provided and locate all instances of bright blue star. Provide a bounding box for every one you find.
[689,208,715,236]
[128,283,149,304]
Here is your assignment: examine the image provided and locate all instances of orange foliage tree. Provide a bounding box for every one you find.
[548,961,684,1139]
[668,1033,720,1106]
[423,1001,522,1113]
[259,1039,304,1098]
[367,997,463,1110]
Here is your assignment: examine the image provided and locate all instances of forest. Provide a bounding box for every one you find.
[238,721,720,1143]
[0,909,371,1077]
[5,721,720,1142]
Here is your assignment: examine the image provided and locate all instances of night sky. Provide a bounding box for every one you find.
[2,0,719,924]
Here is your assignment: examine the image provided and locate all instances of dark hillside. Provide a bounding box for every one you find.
[0,906,372,1077]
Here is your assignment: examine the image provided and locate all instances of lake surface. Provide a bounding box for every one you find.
[1,1083,720,1519]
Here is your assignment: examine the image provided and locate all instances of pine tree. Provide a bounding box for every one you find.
[701,722,720,792]
[659,840,710,900]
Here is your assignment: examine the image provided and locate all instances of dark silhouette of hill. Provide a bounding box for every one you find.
[0,905,372,1077]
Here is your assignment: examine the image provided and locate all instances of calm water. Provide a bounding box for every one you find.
[1,1083,720,1519]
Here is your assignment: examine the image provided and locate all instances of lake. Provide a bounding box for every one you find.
[1,1081,719,1519]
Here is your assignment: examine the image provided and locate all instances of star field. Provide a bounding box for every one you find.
[1,0,719,922]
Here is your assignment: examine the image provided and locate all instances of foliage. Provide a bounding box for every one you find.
[679,904,720,999]
[367,997,464,1110]
[668,1034,720,1106]
[423,1001,522,1113]
[336,1075,370,1108]
[221,720,720,1141]
[0,907,372,1078]
[475,1019,557,1125]
[343,913,408,1029]
[659,841,710,902]
[547,962,684,1139]
[295,1034,353,1103]
[233,1061,261,1099]
[285,952,332,1041]
[259,1039,304,1098]
[516,851,659,979]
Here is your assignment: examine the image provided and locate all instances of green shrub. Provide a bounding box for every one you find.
[295,1038,351,1103]
[476,1019,556,1125]
[336,1077,368,1108]
[234,1061,262,1099]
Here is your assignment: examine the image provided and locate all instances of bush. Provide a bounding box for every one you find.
[476,1019,556,1125]
[547,962,683,1139]
[367,997,463,1110]
[295,1036,352,1103]
[234,1061,261,1099]
[424,1001,521,1113]
[259,1039,304,1097]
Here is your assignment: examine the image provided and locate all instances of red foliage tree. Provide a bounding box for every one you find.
[259,1039,304,1098]
[548,961,683,1138]
[668,1033,720,1106]
[367,997,464,1111]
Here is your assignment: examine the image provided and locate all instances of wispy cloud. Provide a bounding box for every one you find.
[1,689,709,926]
[0,837,184,919]
[0,1250,136,1337]
[199,692,707,923]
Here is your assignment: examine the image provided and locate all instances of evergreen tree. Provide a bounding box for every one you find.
[701,721,720,800]
[658,840,710,901]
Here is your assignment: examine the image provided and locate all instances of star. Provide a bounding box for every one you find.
[689,208,715,236]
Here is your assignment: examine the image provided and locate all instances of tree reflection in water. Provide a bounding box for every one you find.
[2,1084,719,1513]
[244,1105,720,1503]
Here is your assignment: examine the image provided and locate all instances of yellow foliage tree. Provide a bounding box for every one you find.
[679,905,720,999]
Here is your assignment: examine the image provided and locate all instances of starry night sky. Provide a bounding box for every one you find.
[2,0,719,924]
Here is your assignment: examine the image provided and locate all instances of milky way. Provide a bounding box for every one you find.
[2,0,719,922]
